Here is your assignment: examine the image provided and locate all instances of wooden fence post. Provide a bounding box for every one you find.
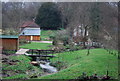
[32,49,33,55]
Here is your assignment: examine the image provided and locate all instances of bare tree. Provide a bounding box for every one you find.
[57,2,118,50]
[2,2,42,34]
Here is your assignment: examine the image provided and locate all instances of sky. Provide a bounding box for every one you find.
[0,0,119,2]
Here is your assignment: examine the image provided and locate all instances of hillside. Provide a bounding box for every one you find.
[2,55,43,79]
[39,49,118,79]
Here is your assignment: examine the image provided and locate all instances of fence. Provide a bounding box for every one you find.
[78,42,103,47]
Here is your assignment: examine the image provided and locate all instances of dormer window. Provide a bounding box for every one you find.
[22,32,25,35]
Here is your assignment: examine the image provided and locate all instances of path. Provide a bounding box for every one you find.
[32,41,52,43]
[15,48,29,55]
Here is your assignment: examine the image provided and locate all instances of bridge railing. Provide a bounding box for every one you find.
[26,49,55,56]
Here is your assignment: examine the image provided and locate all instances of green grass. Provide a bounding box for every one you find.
[3,55,42,79]
[4,74,27,79]
[41,30,57,41]
[39,48,118,79]
[4,55,33,71]
[19,42,52,50]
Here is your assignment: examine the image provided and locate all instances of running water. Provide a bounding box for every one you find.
[40,62,57,73]
[36,57,57,73]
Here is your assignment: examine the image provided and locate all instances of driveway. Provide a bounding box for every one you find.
[32,41,53,43]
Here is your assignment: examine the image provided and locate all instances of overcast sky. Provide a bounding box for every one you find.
[0,0,119,2]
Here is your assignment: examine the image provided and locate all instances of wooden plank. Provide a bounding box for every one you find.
[16,48,29,55]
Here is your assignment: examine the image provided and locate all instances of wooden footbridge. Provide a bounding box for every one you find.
[25,54,55,57]
[16,49,56,58]
[16,48,29,55]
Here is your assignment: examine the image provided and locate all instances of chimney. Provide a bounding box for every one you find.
[33,17,36,22]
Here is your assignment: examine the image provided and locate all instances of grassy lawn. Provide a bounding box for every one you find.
[41,30,57,41]
[19,42,52,50]
[39,48,118,79]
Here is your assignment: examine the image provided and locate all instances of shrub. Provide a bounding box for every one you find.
[65,43,82,51]
[50,61,67,71]
[2,28,19,35]
[49,34,55,40]
[19,39,31,45]
[52,30,70,46]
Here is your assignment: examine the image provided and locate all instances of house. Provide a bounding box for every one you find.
[19,28,41,41]
[0,35,19,51]
[19,21,41,41]
[73,25,88,43]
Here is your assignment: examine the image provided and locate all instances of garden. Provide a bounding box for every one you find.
[2,2,119,80]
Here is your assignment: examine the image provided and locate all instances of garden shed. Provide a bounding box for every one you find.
[0,35,19,51]
[19,21,41,41]
[19,28,41,41]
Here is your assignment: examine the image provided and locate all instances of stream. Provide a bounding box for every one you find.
[40,62,57,73]
[36,57,57,73]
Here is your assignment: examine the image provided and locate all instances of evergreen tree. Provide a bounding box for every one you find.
[35,2,62,30]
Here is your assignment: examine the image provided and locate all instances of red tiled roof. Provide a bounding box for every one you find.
[20,21,40,28]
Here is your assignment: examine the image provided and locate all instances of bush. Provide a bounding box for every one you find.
[2,50,16,54]
[50,61,67,71]
[2,28,19,35]
[49,34,55,40]
[19,39,31,45]
[52,30,83,52]
[52,30,70,46]
[65,44,82,51]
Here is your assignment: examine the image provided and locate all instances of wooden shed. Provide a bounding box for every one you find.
[19,28,41,41]
[0,35,19,51]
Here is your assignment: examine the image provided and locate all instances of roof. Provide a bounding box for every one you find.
[19,28,41,36]
[0,35,18,39]
[20,21,40,28]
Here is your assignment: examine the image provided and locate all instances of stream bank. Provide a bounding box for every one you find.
[2,54,43,79]
[36,57,57,73]
[30,57,58,77]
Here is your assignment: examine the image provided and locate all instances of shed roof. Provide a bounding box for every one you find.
[19,28,40,36]
[20,21,40,28]
[0,35,18,39]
